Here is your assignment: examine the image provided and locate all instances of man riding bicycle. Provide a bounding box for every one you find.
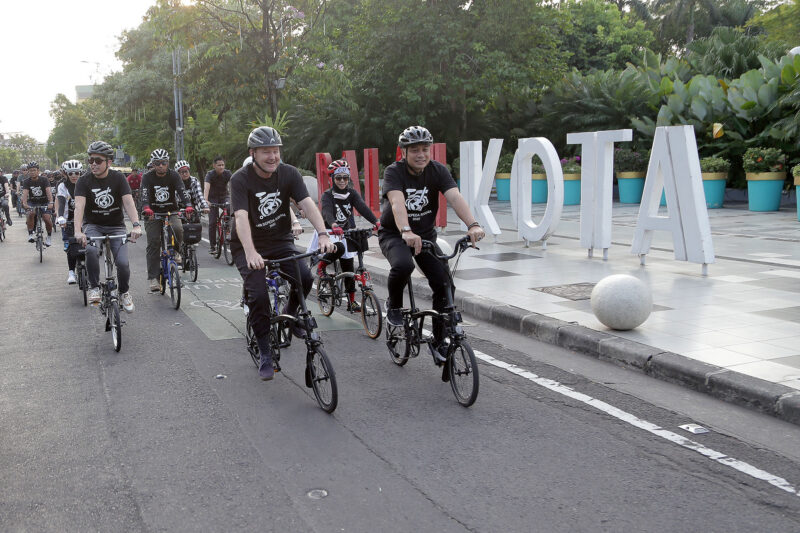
[21,161,54,246]
[0,171,11,226]
[204,155,231,255]
[314,159,379,313]
[141,148,192,292]
[379,126,485,349]
[56,160,84,284]
[175,160,209,215]
[231,126,335,381]
[74,141,143,312]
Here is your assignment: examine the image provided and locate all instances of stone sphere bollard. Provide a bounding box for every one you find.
[590,274,652,330]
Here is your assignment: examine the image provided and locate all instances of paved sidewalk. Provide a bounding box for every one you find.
[294,198,800,425]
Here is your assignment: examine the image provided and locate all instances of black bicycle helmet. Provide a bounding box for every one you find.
[87,141,115,158]
[398,126,433,148]
[247,126,282,148]
[28,161,40,169]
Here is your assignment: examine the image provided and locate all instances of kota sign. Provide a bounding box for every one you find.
[460,126,715,272]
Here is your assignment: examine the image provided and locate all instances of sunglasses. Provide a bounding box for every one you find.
[153,160,168,166]
[67,171,82,176]
[334,176,349,181]
[87,157,107,165]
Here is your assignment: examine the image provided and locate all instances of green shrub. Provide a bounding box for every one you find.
[614,148,648,172]
[699,156,730,173]
[496,153,515,173]
[561,156,581,173]
[792,164,800,178]
[742,147,786,172]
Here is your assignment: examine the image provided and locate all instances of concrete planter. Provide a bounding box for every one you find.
[532,173,547,203]
[795,174,800,221]
[563,173,581,205]
[746,172,785,212]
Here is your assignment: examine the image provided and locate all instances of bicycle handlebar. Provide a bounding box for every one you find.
[261,249,322,266]
[420,236,476,261]
[342,227,376,238]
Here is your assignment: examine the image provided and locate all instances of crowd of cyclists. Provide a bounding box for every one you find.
[2,125,485,388]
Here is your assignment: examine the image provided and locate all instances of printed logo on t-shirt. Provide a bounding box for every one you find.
[335,204,349,223]
[154,185,170,203]
[92,187,114,209]
[405,187,429,212]
[31,186,43,197]
[256,191,282,218]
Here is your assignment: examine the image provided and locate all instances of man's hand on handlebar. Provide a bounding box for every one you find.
[318,233,336,254]
[466,224,485,245]
[246,249,265,271]
[129,225,142,242]
[403,230,422,255]
[75,231,87,247]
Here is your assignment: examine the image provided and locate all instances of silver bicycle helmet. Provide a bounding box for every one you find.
[62,160,83,173]
[247,126,282,148]
[174,160,190,171]
[398,126,433,147]
[87,141,115,158]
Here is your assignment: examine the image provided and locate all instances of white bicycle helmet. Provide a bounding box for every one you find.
[174,160,190,171]
[62,160,83,173]
[150,148,169,163]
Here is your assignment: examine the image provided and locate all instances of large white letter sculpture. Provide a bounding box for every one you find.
[459,139,502,236]
[631,126,715,274]
[510,137,563,247]
[566,129,632,260]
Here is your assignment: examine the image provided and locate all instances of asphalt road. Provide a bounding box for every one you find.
[2,220,800,532]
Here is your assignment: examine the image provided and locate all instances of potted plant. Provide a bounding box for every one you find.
[494,153,514,201]
[742,147,786,211]
[614,148,649,204]
[531,158,547,203]
[561,156,581,205]
[793,164,800,222]
[699,156,730,209]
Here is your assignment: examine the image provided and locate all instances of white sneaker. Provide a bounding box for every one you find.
[45,236,52,247]
[121,292,134,313]
[88,287,101,304]
[28,234,34,243]
[67,271,77,285]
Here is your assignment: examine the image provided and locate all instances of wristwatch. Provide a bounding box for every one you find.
[132,222,141,227]
[401,225,412,233]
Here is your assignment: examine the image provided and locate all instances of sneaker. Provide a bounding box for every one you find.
[208,246,217,255]
[28,233,34,243]
[121,292,134,313]
[67,271,77,285]
[386,307,403,327]
[174,252,182,264]
[348,298,362,313]
[259,351,275,381]
[45,236,51,247]
[88,287,101,304]
[149,278,161,292]
[63,241,69,252]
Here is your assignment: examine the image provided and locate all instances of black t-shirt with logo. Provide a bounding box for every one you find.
[205,169,232,202]
[23,177,51,205]
[141,169,188,214]
[379,159,457,240]
[320,186,377,230]
[0,175,8,195]
[75,170,131,226]
[230,163,309,248]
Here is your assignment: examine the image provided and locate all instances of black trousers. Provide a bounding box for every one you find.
[208,197,228,248]
[320,240,356,293]
[232,240,312,341]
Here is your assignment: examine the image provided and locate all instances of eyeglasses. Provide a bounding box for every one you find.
[87,157,106,165]
[67,171,82,176]
[153,160,168,166]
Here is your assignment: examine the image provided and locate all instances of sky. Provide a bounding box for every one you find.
[1,0,158,143]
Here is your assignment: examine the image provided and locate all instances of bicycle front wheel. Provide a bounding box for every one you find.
[223,240,233,265]
[109,300,122,352]
[316,278,335,316]
[361,290,382,339]
[189,248,199,282]
[37,235,43,262]
[307,347,338,413]
[448,341,479,407]
[213,226,222,259]
[169,263,181,309]
[386,323,410,366]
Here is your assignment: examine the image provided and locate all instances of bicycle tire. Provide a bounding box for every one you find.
[317,278,335,316]
[223,240,233,265]
[181,245,189,273]
[386,323,410,366]
[213,224,223,259]
[0,223,4,241]
[245,314,260,367]
[307,347,338,413]
[448,341,479,407]
[81,268,88,307]
[109,300,122,352]
[169,263,181,309]
[37,235,43,262]
[190,248,199,282]
[361,290,382,339]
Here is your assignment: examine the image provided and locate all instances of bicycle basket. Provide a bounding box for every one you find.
[183,222,203,244]
[349,231,370,253]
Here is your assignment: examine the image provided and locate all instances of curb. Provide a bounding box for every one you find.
[365,264,800,427]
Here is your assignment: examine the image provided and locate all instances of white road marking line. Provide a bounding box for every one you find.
[472,349,800,496]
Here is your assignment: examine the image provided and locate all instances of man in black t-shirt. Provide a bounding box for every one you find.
[140,148,192,292]
[21,162,54,245]
[0,172,11,226]
[9,171,20,213]
[378,126,485,349]
[74,141,143,313]
[231,127,335,381]
[204,155,232,254]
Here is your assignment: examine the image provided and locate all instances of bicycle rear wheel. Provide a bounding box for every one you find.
[169,263,181,309]
[316,278,335,316]
[245,313,260,367]
[109,300,122,352]
[223,239,233,265]
[448,341,479,407]
[80,265,88,306]
[307,347,338,413]
[386,323,410,366]
[361,290,382,339]
[189,247,199,282]
[213,225,222,259]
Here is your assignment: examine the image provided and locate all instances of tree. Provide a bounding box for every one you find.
[6,135,50,168]
[47,94,88,165]
[748,0,800,46]
[0,147,21,171]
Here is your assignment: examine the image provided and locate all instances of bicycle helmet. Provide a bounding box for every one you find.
[174,160,190,171]
[398,126,433,148]
[62,160,83,173]
[327,159,350,177]
[150,148,169,163]
[87,140,115,158]
[20,164,28,170]
[247,126,282,148]
[242,155,253,166]
[28,161,40,169]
